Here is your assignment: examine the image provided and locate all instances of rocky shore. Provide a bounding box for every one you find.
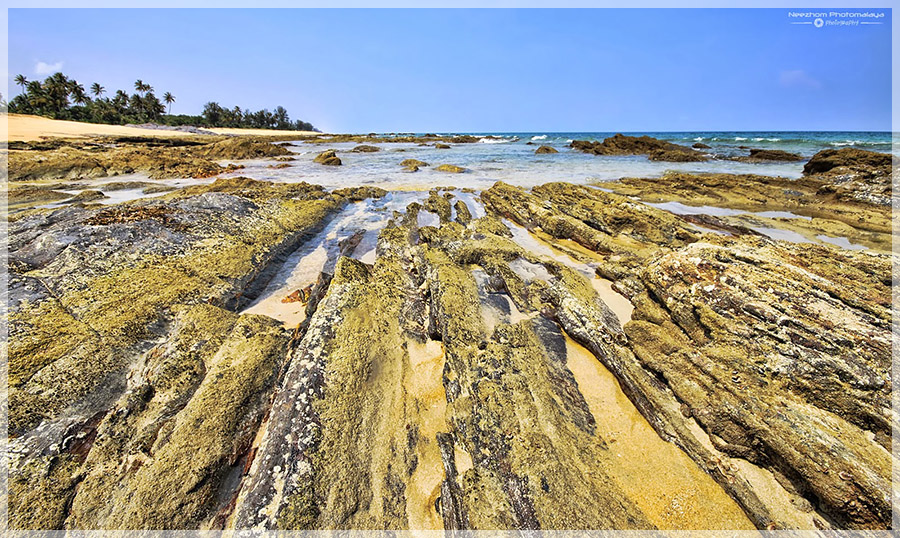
[5,135,895,531]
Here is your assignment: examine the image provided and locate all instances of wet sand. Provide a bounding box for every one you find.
[404,339,450,530]
[563,334,755,529]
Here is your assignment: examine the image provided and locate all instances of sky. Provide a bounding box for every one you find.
[7,8,893,132]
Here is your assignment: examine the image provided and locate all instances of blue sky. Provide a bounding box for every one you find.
[7,8,892,132]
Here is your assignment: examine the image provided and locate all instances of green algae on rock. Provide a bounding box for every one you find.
[6,165,892,532]
[600,170,893,244]
[478,181,892,530]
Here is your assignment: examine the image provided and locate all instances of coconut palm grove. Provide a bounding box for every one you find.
[7,72,318,132]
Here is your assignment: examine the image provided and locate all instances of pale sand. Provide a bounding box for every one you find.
[3,113,321,142]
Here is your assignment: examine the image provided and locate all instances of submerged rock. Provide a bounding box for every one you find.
[435,164,466,173]
[735,148,804,162]
[350,144,381,153]
[692,142,711,149]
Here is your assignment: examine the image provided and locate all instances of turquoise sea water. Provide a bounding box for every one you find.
[213,130,893,192]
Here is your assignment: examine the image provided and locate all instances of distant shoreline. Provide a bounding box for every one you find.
[3,113,323,142]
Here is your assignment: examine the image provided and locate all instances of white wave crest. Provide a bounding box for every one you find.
[531,135,548,140]
[479,137,511,144]
[734,137,747,141]
[830,140,864,147]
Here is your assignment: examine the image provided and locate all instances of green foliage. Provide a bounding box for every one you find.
[199,101,316,131]
[8,72,318,132]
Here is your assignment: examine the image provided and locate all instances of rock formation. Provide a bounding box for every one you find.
[571,134,708,162]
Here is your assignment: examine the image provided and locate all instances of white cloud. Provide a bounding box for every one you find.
[779,70,822,90]
[34,61,64,75]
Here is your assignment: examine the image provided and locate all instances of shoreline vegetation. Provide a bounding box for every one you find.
[8,72,319,132]
[4,122,895,532]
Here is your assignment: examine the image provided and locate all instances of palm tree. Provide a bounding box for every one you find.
[163,92,175,114]
[45,73,71,116]
[14,74,27,94]
[134,79,151,96]
[90,82,105,98]
[112,89,128,113]
[69,82,89,106]
[25,80,47,112]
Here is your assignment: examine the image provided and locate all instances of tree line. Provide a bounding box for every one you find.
[7,72,318,132]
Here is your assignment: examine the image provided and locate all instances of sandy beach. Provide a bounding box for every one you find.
[3,113,321,142]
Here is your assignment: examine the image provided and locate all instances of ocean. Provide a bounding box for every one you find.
[215,131,896,192]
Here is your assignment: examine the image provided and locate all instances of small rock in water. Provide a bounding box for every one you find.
[313,149,342,166]
[435,164,466,173]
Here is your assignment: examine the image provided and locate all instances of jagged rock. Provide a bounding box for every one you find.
[535,145,558,154]
[479,181,891,529]
[6,138,892,534]
[481,181,700,294]
[454,199,472,226]
[626,236,891,529]
[64,307,290,529]
[313,149,342,166]
[424,190,453,224]
[6,180,344,436]
[571,134,707,162]
[435,164,466,173]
